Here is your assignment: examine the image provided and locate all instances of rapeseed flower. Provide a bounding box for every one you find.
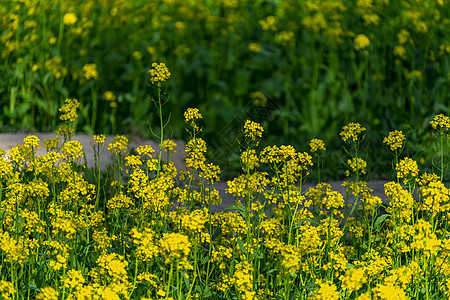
[243,119,264,142]
[419,179,450,216]
[59,98,80,122]
[340,267,366,292]
[107,135,129,156]
[159,232,191,261]
[0,281,15,299]
[310,139,326,152]
[82,63,98,80]
[161,139,177,154]
[340,122,366,143]
[430,113,450,134]
[346,157,367,176]
[63,12,77,25]
[310,280,339,300]
[383,130,406,151]
[372,282,408,300]
[149,62,170,86]
[354,34,371,50]
[102,91,116,101]
[395,157,419,185]
[248,43,261,52]
[93,134,105,146]
[23,135,41,149]
[61,140,83,161]
[184,107,202,122]
[64,269,86,290]
[36,287,59,300]
[241,149,259,171]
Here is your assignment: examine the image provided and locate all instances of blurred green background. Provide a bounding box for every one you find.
[1,0,450,180]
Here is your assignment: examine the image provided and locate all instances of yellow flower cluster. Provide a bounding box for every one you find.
[23,135,41,149]
[184,107,202,123]
[248,43,261,53]
[354,34,371,50]
[0,281,15,299]
[241,149,259,171]
[395,157,419,184]
[93,134,105,146]
[6,96,450,299]
[149,62,171,86]
[430,113,450,134]
[346,157,367,176]
[340,267,366,293]
[61,140,83,161]
[36,287,59,300]
[419,179,450,216]
[309,138,326,152]
[63,12,77,25]
[102,91,117,108]
[340,122,366,143]
[59,98,80,122]
[159,232,191,261]
[231,261,255,300]
[243,119,264,142]
[385,182,414,222]
[107,135,129,156]
[82,63,98,80]
[310,280,339,300]
[161,139,177,153]
[383,130,406,151]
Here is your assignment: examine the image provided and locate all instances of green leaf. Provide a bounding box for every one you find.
[374,214,391,232]
[237,237,247,254]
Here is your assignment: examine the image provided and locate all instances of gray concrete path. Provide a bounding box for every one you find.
[0,133,394,213]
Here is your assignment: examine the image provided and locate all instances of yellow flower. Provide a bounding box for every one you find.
[59,98,80,122]
[354,34,371,50]
[132,51,142,60]
[241,149,259,171]
[23,135,41,149]
[397,29,410,44]
[161,139,177,153]
[61,140,83,160]
[243,120,264,142]
[36,287,59,300]
[340,267,366,292]
[136,144,155,158]
[259,15,278,31]
[149,62,170,86]
[107,135,129,156]
[64,269,85,290]
[82,63,98,80]
[383,130,406,152]
[0,280,15,299]
[394,45,407,60]
[372,282,408,300]
[396,157,419,184]
[310,280,339,300]
[159,232,191,261]
[93,134,106,146]
[248,43,261,53]
[430,113,450,134]
[44,136,61,151]
[102,91,116,101]
[310,139,326,152]
[184,108,202,123]
[63,12,77,25]
[340,122,366,143]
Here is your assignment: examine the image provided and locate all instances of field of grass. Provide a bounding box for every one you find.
[1,0,450,180]
[0,64,450,299]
